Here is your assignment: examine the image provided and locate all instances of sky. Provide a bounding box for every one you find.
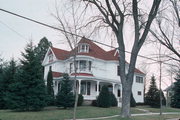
[0,0,176,90]
[0,0,66,60]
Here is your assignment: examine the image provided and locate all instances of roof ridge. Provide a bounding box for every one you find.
[51,46,70,52]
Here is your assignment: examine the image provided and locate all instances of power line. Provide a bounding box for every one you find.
[0,20,27,40]
[0,8,176,65]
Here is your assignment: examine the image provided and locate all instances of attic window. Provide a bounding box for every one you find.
[78,44,89,53]
[48,54,53,62]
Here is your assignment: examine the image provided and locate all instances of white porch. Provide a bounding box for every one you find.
[76,79,122,106]
[53,78,122,107]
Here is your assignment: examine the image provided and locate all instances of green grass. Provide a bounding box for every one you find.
[106,114,180,120]
[0,106,179,120]
[136,105,180,113]
[0,106,139,120]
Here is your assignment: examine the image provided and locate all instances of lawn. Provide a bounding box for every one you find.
[106,114,180,120]
[0,106,141,120]
[0,106,179,120]
[136,105,180,113]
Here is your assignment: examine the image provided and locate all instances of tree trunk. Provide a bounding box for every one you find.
[121,83,131,118]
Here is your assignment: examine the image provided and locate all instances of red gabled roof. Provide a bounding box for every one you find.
[134,68,145,75]
[74,37,107,60]
[50,37,145,75]
[104,49,119,60]
[52,71,63,78]
[71,73,94,77]
[51,47,70,60]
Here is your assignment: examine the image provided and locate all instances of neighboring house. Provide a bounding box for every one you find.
[164,84,174,106]
[42,37,145,106]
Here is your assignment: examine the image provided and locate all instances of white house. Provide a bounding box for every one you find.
[42,37,145,106]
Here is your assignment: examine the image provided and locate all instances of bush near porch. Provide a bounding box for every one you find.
[96,85,118,108]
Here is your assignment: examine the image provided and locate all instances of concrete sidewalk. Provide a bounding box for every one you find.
[67,112,180,120]
[166,118,180,120]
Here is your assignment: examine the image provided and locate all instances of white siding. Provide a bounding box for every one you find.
[132,74,144,103]
[43,54,145,104]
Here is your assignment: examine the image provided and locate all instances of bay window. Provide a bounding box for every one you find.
[69,60,92,73]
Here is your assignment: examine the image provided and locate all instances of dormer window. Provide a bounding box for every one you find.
[48,51,53,62]
[78,44,89,53]
[49,54,53,62]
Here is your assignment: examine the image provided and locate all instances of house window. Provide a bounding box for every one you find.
[87,82,91,95]
[78,44,89,53]
[81,82,86,95]
[70,63,73,73]
[95,84,100,91]
[49,54,53,62]
[81,81,91,95]
[136,76,143,83]
[74,60,92,72]
[55,81,57,86]
[117,66,120,76]
[138,91,142,95]
[58,82,61,92]
[79,60,86,71]
[117,89,121,97]
[89,61,92,71]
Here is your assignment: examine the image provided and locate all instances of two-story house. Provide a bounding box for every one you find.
[42,37,145,106]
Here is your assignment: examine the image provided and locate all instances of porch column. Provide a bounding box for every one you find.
[55,81,58,95]
[112,83,115,94]
[78,80,81,94]
[96,81,100,96]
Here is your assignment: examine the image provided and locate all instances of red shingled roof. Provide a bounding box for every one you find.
[52,71,63,78]
[51,47,70,60]
[71,73,94,76]
[134,68,145,75]
[50,37,144,75]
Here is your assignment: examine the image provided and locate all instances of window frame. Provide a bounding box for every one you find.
[48,54,53,62]
[136,76,143,83]
[117,66,120,76]
[138,91,142,95]
[78,44,89,53]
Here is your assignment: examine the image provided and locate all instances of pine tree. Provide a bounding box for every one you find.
[3,59,17,109]
[0,59,17,109]
[46,67,54,105]
[171,70,180,108]
[35,37,52,62]
[97,85,111,108]
[56,74,74,109]
[35,37,52,82]
[145,75,160,107]
[7,41,47,111]
[0,57,5,109]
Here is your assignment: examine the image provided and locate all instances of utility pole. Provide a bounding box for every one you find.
[159,43,162,116]
[159,60,162,115]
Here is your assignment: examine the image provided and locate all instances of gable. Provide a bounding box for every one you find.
[42,37,145,75]
[42,47,58,65]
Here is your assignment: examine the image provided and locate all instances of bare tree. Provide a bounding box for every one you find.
[81,0,161,118]
[149,0,180,62]
[51,1,87,119]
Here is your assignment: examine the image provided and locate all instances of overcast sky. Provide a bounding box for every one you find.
[0,0,175,90]
[0,0,66,60]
